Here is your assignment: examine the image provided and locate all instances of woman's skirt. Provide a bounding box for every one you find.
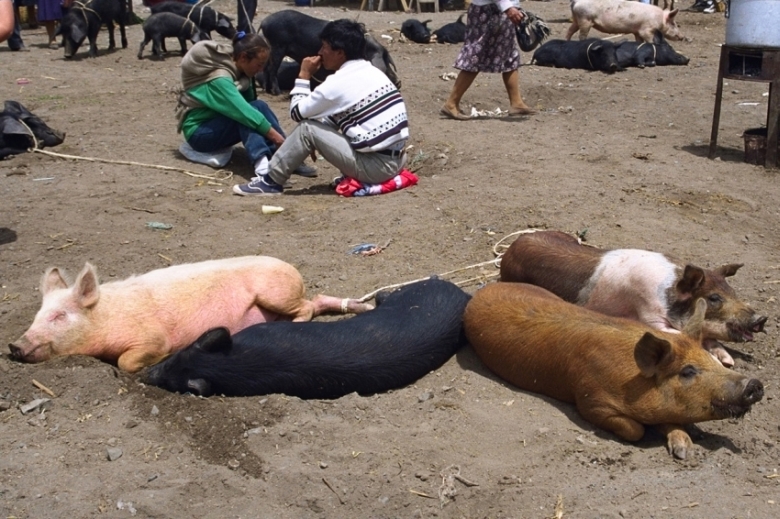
[453,3,521,74]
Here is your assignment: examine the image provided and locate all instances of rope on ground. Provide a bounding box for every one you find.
[356,228,544,302]
[31,148,233,182]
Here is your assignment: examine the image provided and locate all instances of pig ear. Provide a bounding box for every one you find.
[634,332,674,378]
[186,378,211,396]
[683,298,707,341]
[676,265,705,295]
[41,267,70,295]
[73,263,100,308]
[192,328,232,354]
[715,263,743,278]
[668,9,679,18]
[71,25,86,43]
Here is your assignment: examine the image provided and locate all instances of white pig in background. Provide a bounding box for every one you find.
[9,256,374,372]
[567,0,684,43]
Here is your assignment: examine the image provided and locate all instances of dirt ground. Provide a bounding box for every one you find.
[1,1,779,517]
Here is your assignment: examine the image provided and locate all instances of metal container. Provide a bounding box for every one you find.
[743,128,768,165]
[726,0,780,48]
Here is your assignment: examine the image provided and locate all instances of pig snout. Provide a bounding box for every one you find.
[8,336,50,363]
[8,342,25,361]
[727,314,768,342]
[713,378,764,419]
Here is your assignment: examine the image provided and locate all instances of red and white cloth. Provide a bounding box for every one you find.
[335,169,419,197]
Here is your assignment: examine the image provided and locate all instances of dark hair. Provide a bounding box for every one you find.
[232,32,270,61]
[319,19,366,62]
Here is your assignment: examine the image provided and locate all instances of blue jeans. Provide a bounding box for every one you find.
[187,100,284,164]
[7,3,24,50]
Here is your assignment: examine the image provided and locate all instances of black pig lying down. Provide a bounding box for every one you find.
[150,1,236,40]
[432,14,466,44]
[57,0,127,58]
[615,31,689,68]
[0,101,65,159]
[143,278,471,399]
[401,19,432,44]
[259,9,400,96]
[532,39,624,74]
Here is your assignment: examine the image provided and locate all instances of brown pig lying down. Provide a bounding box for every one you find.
[499,230,767,367]
[464,282,764,460]
[8,256,374,372]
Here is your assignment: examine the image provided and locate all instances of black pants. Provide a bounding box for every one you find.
[236,0,257,33]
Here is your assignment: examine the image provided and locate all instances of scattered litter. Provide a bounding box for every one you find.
[19,398,50,415]
[470,107,505,118]
[381,34,393,41]
[738,102,759,106]
[32,379,56,397]
[438,465,478,507]
[261,205,284,214]
[557,106,574,113]
[440,72,457,81]
[146,222,173,230]
[350,239,391,256]
[16,78,30,85]
[32,177,55,181]
[116,500,136,516]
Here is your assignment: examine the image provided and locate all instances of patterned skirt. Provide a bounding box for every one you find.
[453,3,521,74]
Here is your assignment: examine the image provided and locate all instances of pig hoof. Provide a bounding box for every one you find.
[671,445,688,460]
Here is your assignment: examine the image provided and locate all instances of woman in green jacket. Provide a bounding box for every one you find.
[177,31,314,177]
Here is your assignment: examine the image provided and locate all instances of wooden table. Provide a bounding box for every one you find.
[709,45,780,168]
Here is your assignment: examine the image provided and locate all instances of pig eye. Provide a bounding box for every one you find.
[707,294,724,304]
[680,365,699,380]
[49,311,67,322]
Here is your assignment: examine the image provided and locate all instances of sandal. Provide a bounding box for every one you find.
[440,105,471,121]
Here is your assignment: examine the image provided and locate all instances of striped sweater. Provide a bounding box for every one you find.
[289,59,409,153]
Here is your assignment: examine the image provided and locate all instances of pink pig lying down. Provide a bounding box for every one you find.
[9,256,375,373]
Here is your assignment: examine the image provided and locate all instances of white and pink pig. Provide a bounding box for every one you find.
[9,256,374,372]
[567,0,684,43]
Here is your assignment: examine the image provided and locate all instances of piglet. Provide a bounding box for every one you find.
[9,256,373,372]
[567,0,684,43]
[401,19,432,44]
[138,12,210,59]
[499,231,768,367]
[143,278,470,399]
[432,14,465,44]
[532,39,624,73]
[464,283,764,459]
[150,1,236,40]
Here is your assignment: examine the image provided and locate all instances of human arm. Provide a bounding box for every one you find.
[495,0,526,25]
[0,0,14,44]
[186,77,275,136]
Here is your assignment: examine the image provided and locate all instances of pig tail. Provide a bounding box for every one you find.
[232,32,270,61]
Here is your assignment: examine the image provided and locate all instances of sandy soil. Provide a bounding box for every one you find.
[2,1,779,517]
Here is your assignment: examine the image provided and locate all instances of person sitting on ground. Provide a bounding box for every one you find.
[232,19,409,196]
[176,31,315,176]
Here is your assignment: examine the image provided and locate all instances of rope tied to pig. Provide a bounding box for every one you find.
[355,229,546,302]
[16,118,233,182]
[72,1,102,24]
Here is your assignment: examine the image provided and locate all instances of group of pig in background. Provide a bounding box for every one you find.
[9,230,768,460]
[14,0,767,460]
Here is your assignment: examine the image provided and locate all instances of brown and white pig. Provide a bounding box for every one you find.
[499,231,767,367]
[566,0,684,43]
[9,256,374,373]
[464,282,764,459]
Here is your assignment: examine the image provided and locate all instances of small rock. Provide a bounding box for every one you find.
[319,461,328,469]
[227,459,240,470]
[150,405,159,416]
[147,474,158,482]
[107,437,118,447]
[418,390,434,402]
[106,447,123,461]
[0,400,11,412]
[415,471,430,481]
[537,427,550,435]
[125,420,138,429]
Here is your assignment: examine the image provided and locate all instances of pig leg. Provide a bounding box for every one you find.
[117,344,168,373]
[178,37,187,56]
[703,339,735,368]
[656,424,693,460]
[565,22,579,41]
[310,294,374,317]
[119,22,127,49]
[137,38,149,59]
[107,21,116,50]
[578,404,645,441]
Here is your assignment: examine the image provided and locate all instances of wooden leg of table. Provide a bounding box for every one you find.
[767,79,780,168]
[709,47,728,160]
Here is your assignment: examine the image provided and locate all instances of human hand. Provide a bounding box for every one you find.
[266,128,285,147]
[505,7,525,26]
[300,56,322,79]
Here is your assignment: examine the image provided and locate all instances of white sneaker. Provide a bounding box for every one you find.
[179,142,233,168]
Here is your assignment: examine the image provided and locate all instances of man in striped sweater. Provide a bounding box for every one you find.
[233,19,410,196]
